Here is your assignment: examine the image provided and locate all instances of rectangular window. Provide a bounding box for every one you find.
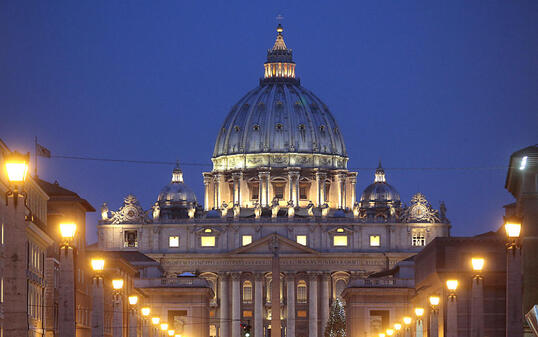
[370,235,380,247]
[243,310,253,317]
[296,235,307,246]
[201,236,216,247]
[124,230,138,248]
[251,184,259,200]
[412,231,426,246]
[297,310,307,318]
[242,235,252,246]
[169,236,180,248]
[209,325,217,337]
[333,235,348,247]
[299,186,308,200]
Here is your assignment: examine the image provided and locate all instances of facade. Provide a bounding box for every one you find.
[97,25,450,337]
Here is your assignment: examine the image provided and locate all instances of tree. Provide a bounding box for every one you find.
[324,298,346,337]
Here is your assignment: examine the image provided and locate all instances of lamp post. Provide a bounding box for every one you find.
[161,323,169,337]
[58,223,77,337]
[414,308,424,337]
[471,257,485,337]
[446,280,459,337]
[91,258,105,337]
[403,316,412,337]
[428,296,440,337]
[505,217,523,337]
[151,317,160,337]
[394,323,402,337]
[128,295,139,337]
[112,279,124,337]
[141,307,151,337]
[386,328,394,336]
[4,151,30,208]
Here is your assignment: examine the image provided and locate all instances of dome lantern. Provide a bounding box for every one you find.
[263,24,296,81]
[374,162,386,183]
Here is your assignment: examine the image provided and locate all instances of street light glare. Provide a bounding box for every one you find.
[152,317,160,325]
[60,223,76,239]
[5,152,29,183]
[520,156,528,170]
[403,316,412,325]
[414,307,424,317]
[168,330,175,336]
[429,295,440,306]
[141,307,150,316]
[394,323,402,330]
[160,323,169,331]
[446,279,459,291]
[505,222,521,238]
[112,279,124,290]
[91,259,105,271]
[128,295,138,305]
[471,257,485,271]
[386,328,394,335]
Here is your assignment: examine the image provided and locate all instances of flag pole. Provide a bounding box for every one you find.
[34,136,38,178]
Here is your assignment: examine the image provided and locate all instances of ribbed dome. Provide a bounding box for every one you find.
[360,163,400,207]
[212,25,347,171]
[157,165,197,206]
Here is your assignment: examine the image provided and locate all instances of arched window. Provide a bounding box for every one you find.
[297,280,307,303]
[243,280,253,303]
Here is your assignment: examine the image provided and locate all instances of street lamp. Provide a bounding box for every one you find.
[90,258,105,337]
[403,316,412,337]
[60,223,77,244]
[414,308,424,317]
[394,323,402,331]
[4,151,30,206]
[161,323,169,331]
[152,317,161,325]
[112,279,124,291]
[91,258,105,274]
[111,279,124,337]
[128,295,139,306]
[446,279,459,337]
[429,296,440,337]
[415,308,425,337]
[504,216,523,336]
[58,221,77,337]
[168,330,175,336]
[403,317,412,325]
[128,295,139,337]
[142,307,151,316]
[471,257,485,273]
[378,334,385,337]
[386,328,394,336]
[470,257,485,337]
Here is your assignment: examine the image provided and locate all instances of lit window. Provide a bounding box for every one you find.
[369,235,380,247]
[299,185,309,200]
[333,235,348,247]
[297,310,307,318]
[412,231,426,246]
[242,235,252,246]
[296,235,307,246]
[336,228,344,233]
[243,310,253,317]
[201,236,216,247]
[124,230,138,248]
[251,184,259,200]
[274,184,284,199]
[204,228,212,233]
[297,280,307,303]
[210,325,217,337]
[243,281,253,303]
[169,236,179,248]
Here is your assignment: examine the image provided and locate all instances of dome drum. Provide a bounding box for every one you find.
[212,153,348,172]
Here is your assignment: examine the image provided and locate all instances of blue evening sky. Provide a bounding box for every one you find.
[1,1,536,243]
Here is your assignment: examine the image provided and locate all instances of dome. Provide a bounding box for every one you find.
[157,164,197,206]
[360,163,400,207]
[212,25,347,171]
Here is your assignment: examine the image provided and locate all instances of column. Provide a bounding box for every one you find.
[308,273,319,337]
[446,294,458,337]
[112,294,123,337]
[203,173,212,211]
[347,174,357,209]
[254,273,264,337]
[220,273,230,337]
[287,170,300,206]
[416,319,424,337]
[259,171,270,207]
[506,245,523,337]
[286,273,296,337]
[231,273,241,337]
[91,277,105,337]
[429,307,438,337]
[316,171,327,206]
[142,317,150,337]
[471,275,484,337]
[320,274,330,335]
[128,308,137,337]
[58,246,76,337]
[271,254,281,337]
[232,172,243,206]
[336,173,346,209]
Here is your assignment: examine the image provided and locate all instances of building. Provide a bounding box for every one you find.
[0,139,54,337]
[96,25,451,337]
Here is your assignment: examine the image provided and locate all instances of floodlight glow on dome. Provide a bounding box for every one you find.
[520,156,528,170]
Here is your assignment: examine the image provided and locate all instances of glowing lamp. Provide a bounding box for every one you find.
[91,259,105,272]
[141,307,150,316]
[168,331,175,336]
[471,257,485,272]
[152,317,160,325]
[60,223,76,240]
[5,152,29,183]
[112,279,124,290]
[386,329,394,336]
[414,308,424,317]
[175,335,182,337]
[403,316,412,325]
[378,334,385,337]
[128,295,138,305]
[429,295,440,306]
[446,279,459,291]
[505,222,521,238]
[394,323,402,330]
[160,323,169,331]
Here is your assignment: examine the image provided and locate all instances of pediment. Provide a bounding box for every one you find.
[228,233,319,255]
